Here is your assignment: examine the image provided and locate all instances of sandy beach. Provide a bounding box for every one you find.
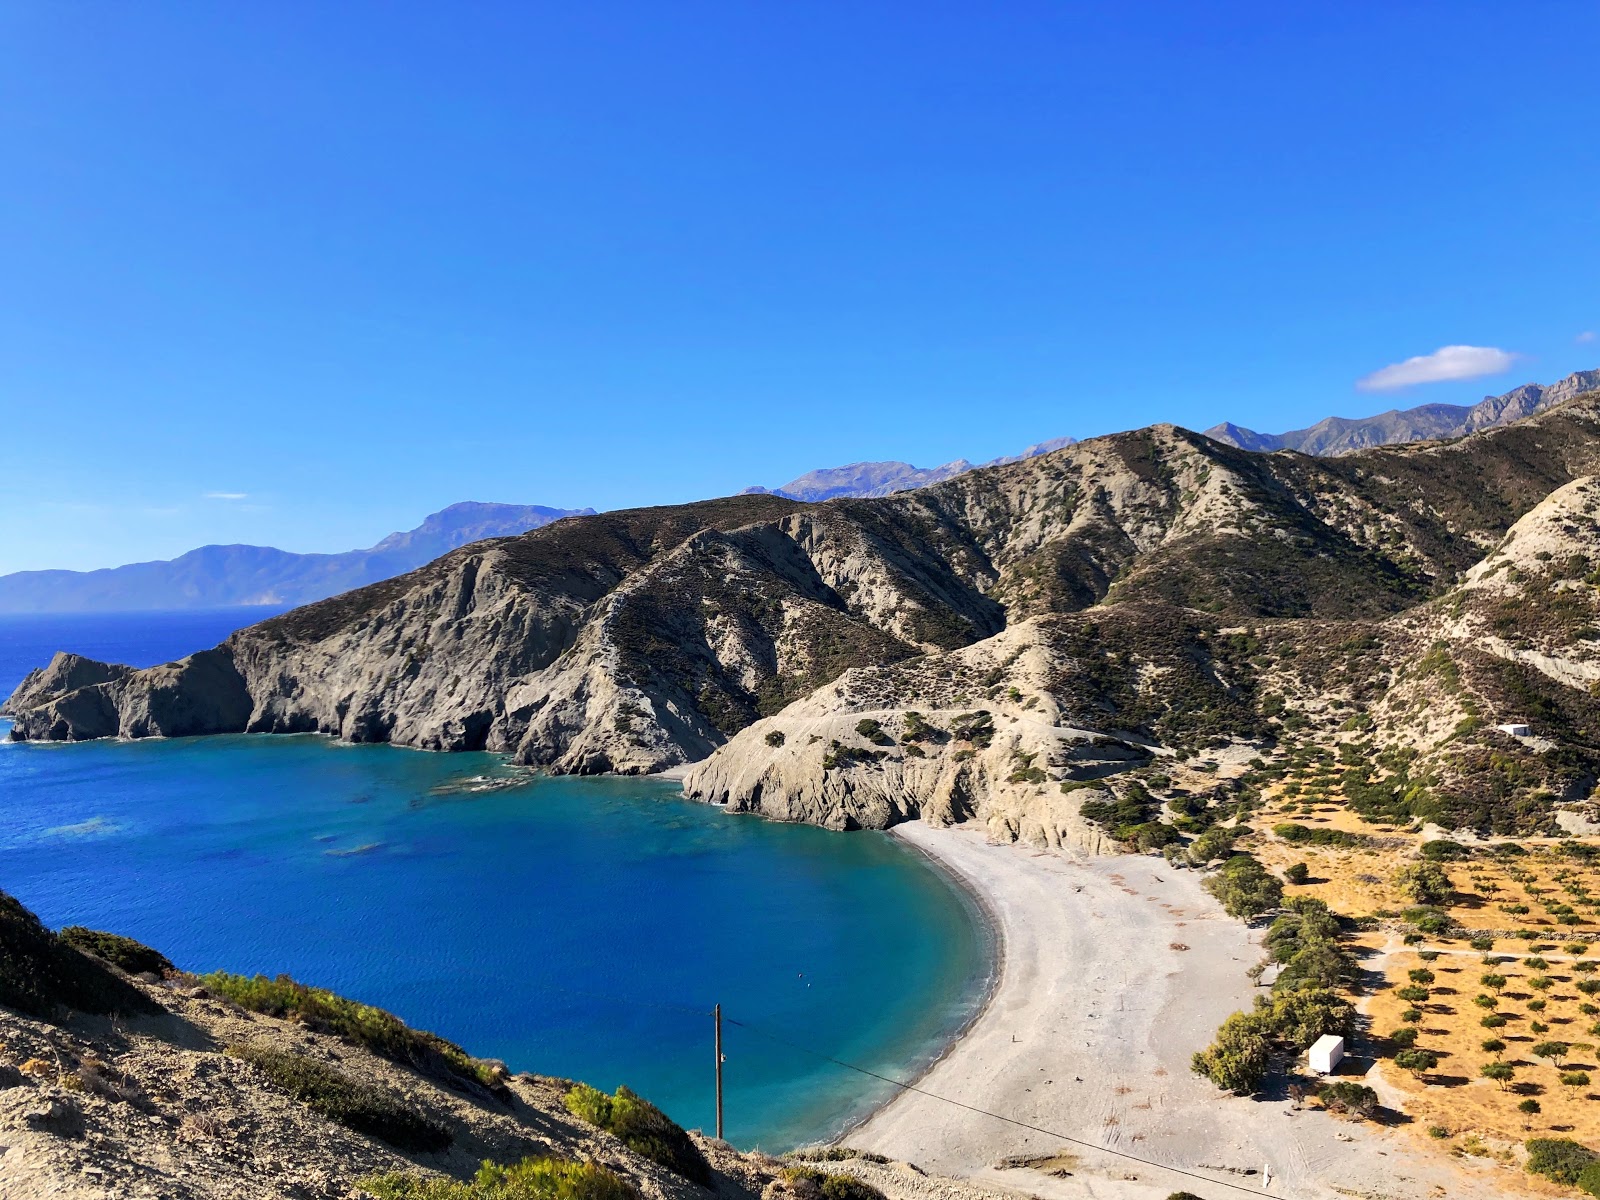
[846,822,1517,1200]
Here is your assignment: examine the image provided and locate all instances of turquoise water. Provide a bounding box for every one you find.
[0,612,990,1149]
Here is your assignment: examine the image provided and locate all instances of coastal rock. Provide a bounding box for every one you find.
[0,652,134,718]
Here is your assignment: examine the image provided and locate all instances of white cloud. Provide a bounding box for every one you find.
[1578,331,1596,344]
[1356,344,1518,392]
[204,491,249,501]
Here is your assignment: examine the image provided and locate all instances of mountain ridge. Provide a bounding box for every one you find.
[0,501,592,614]
[1205,368,1600,455]
[12,386,1600,844]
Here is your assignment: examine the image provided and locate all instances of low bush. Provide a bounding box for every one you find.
[229,1043,450,1152]
[782,1165,886,1200]
[1186,824,1238,866]
[1204,854,1283,919]
[1396,862,1454,906]
[854,719,893,747]
[1317,1081,1378,1119]
[58,927,174,977]
[564,1084,711,1185]
[1273,823,1363,848]
[363,1157,637,1200]
[1525,1137,1599,1187]
[202,972,497,1090]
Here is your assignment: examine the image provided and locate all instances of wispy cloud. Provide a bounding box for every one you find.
[204,491,249,501]
[1356,345,1518,392]
[1579,331,1596,344]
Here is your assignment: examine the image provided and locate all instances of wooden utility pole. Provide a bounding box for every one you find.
[714,1003,724,1140]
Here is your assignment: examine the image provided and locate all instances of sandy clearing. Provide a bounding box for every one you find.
[847,822,1517,1200]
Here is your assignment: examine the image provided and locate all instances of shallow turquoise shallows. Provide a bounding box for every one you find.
[0,615,990,1149]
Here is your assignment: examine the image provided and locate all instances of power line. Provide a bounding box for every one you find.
[725,1015,1272,1199]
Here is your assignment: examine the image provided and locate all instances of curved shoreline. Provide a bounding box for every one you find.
[824,822,1006,1147]
[844,823,1519,1200]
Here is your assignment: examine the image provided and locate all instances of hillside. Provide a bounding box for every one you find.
[0,502,591,614]
[9,387,1600,836]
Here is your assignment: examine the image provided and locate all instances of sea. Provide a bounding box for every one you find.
[0,609,990,1149]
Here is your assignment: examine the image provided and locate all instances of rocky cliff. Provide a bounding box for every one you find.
[11,390,1600,837]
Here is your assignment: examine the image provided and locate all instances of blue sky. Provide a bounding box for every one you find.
[2,3,1597,574]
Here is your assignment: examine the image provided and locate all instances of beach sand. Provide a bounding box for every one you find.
[847,822,1519,1200]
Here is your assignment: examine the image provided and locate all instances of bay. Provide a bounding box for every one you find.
[0,610,989,1148]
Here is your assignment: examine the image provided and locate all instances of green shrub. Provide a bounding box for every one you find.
[1203,854,1284,919]
[202,972,496,1090]
[362,1156,637,1200]
[1420,839,1469,861]
[1396,862,1454,905]
[0,890,161,1020]
[854,719,893,747]
[1078,782,1161,843]
[1191,1009,1274,1094]
[58,927,175,977]
[782,1166,886,1200]
[1526,1137,1599,1186]
[563,1084,710,1185]
[1273,823,1362,848]
[1186,824,1238,866]
[229,1043,450,1152]
[764,730,786,747]
[1284,862,1310,885]
[1317,1081,1378,1118]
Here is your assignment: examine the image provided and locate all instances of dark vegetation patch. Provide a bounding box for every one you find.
[58,927,174,977]
[1038,605,1266,751]
[780,1165,887,1200]
[0,890,162,1020]
[563,1084,711,1185]
[1272,822,1367,848]
[363,1157,637,1200]
[229,1042,452,1153]
[202,973,500,1093]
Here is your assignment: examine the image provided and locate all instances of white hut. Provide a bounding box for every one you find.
[1496,722,1531,737]
[1309,1034,1345,1076]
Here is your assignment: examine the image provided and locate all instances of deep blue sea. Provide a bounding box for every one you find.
[0,609,988,1149]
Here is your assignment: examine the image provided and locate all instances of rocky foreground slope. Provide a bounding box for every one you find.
[11,387,1600,839]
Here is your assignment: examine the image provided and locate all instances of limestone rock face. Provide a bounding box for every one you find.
[683,613,1234,851]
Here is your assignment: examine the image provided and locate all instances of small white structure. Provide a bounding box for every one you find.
[1496,722,1532,737]
[1309,1034,1345,1076]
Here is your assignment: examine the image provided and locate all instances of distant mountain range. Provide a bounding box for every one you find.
[742,436,1078,501]
[0,502,591,614]
[1204,369,1600,455]
[9,371,1597,615]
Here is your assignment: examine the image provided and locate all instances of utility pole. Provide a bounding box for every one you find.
[714,1003,724,1140]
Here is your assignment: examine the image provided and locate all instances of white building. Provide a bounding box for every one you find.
[1309,1034,1345,1076]
[1496,723,1531,737]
